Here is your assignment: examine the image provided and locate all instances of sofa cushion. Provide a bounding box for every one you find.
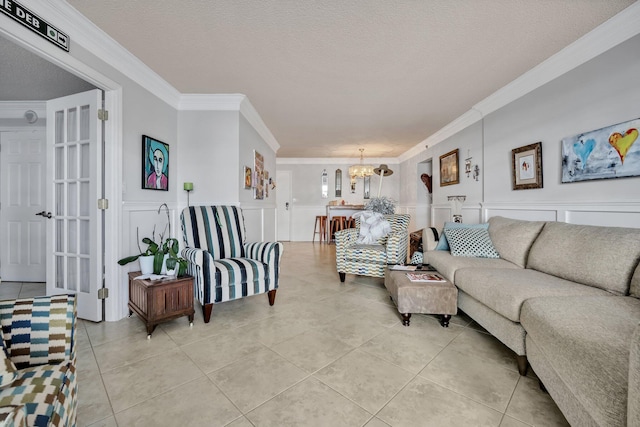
[527,221,640,295]
[455,268,610,322]
[521,296,640,427]
[444,227,500,258]
[630,261,640,299]
[434,222,489,251]
[488,216,545,268]
[213,258,270,301]
[424,251,518,283]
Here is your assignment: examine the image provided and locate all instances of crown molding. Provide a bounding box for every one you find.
[402,2,640,163]
[178,94,245,111]
[239,97,280,153]
[276,157,398,165]
[398,110,483,162]
[179,94,281,153]
[22,0,181,108]
[0,101,46,119]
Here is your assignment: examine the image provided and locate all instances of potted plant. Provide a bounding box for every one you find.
[117,203,188,277]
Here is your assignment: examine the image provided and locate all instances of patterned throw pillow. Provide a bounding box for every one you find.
[435,222,490,251]
[0,341,17,389]
[444,227,500,258]
[0,405,26,427]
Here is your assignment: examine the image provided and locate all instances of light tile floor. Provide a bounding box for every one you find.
[1,243,570,426]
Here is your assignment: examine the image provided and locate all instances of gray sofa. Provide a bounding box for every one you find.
[424,216,640,427]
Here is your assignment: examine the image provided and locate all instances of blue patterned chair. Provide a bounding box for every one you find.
[180,206,283,323]
[0,295,77,427]
[335,214,411,281]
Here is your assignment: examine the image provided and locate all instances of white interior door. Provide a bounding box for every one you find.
[47,89,102,321]
[276,170,292,241]
[0,130,46,282]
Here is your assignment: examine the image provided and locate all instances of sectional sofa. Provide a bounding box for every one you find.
[423,216,640,427]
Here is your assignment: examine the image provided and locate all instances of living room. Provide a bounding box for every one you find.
[0,1,639,426]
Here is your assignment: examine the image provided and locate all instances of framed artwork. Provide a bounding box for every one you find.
[254,150,264,199]
[439,149,459,186]
[142,135,169,191]
[244,166,252,189]
[512,142,543,190]
[562,117,640,183]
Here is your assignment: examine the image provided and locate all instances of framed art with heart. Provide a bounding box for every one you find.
[561,117,640,183]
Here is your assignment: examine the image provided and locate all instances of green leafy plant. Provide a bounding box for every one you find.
[117,203,188,276]
[365,196,396,215]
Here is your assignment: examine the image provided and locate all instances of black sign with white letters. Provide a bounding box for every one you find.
[0,0,69,51]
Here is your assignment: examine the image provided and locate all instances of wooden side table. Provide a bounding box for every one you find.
[128,272,195,338]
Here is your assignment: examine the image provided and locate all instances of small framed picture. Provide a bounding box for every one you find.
[512,142,543,190]
[439,149,459,186]
[142,135,169,191]
[244,166,252,189]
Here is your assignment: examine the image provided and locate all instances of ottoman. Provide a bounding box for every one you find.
[384,267,458,327]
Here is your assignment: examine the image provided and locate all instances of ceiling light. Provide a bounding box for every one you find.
[348,149,374,179]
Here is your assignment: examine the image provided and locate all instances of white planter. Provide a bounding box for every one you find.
[138,255,154,275]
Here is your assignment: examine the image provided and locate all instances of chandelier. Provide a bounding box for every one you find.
[348,148,374,179]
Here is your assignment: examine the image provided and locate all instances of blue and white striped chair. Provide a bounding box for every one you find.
[180,206,283,323]
[336,214,410,281]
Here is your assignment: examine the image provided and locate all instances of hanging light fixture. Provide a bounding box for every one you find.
[348,148,374,179]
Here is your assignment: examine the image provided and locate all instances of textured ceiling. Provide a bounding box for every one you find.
[0,36,96,101]
[66,0,633,158]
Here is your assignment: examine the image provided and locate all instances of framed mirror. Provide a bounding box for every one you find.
[321,169,328,198]
[335,169,342,197]
[363,176,370,199]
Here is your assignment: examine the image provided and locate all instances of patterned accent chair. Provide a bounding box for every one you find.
[336,214,411,281]
[181,206,283,323]
[0,295,77,427]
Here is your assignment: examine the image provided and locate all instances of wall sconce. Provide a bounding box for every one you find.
[184,182,193,206]
[473,165,480,181]
[465,149,472,178]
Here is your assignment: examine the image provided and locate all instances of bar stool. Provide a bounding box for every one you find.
[330,216,346,242]
[313,215,327,243]
[346,217,357,229]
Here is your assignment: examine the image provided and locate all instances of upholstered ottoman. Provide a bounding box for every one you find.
[384,267,458,327]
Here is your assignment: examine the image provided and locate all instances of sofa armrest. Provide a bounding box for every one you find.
[386,230,409,264]
[181,247,216,304]
[0,295,76,369]
[244,242,284,287]
[629,322,640,426]
[422,227,440,252]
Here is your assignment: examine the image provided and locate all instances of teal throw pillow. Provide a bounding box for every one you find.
[444,227,500,258]
[435,222,490,251]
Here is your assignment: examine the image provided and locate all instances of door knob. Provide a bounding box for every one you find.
[35,211,52,219]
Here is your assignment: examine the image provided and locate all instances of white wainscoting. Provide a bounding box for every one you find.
[289,205,328,242]
[240,204,277,242]
[481,202,640,228]
[432,204,483,228]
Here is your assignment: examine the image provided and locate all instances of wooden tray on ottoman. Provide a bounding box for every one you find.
[384,267,457,327]
[128,272,195,337]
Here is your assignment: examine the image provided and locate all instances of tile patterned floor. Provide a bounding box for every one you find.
[1,242,570,426]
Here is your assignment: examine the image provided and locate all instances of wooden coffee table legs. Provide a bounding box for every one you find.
[401,313,411,326]
[400,312,451,327]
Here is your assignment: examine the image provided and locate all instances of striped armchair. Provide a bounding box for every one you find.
[180,206,283,323]
[335,214,410,281]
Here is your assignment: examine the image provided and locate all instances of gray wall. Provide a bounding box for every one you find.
[401,33,640,229]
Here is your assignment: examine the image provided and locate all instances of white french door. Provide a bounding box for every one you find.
[0,130,47,282]
[46,89,103,321]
